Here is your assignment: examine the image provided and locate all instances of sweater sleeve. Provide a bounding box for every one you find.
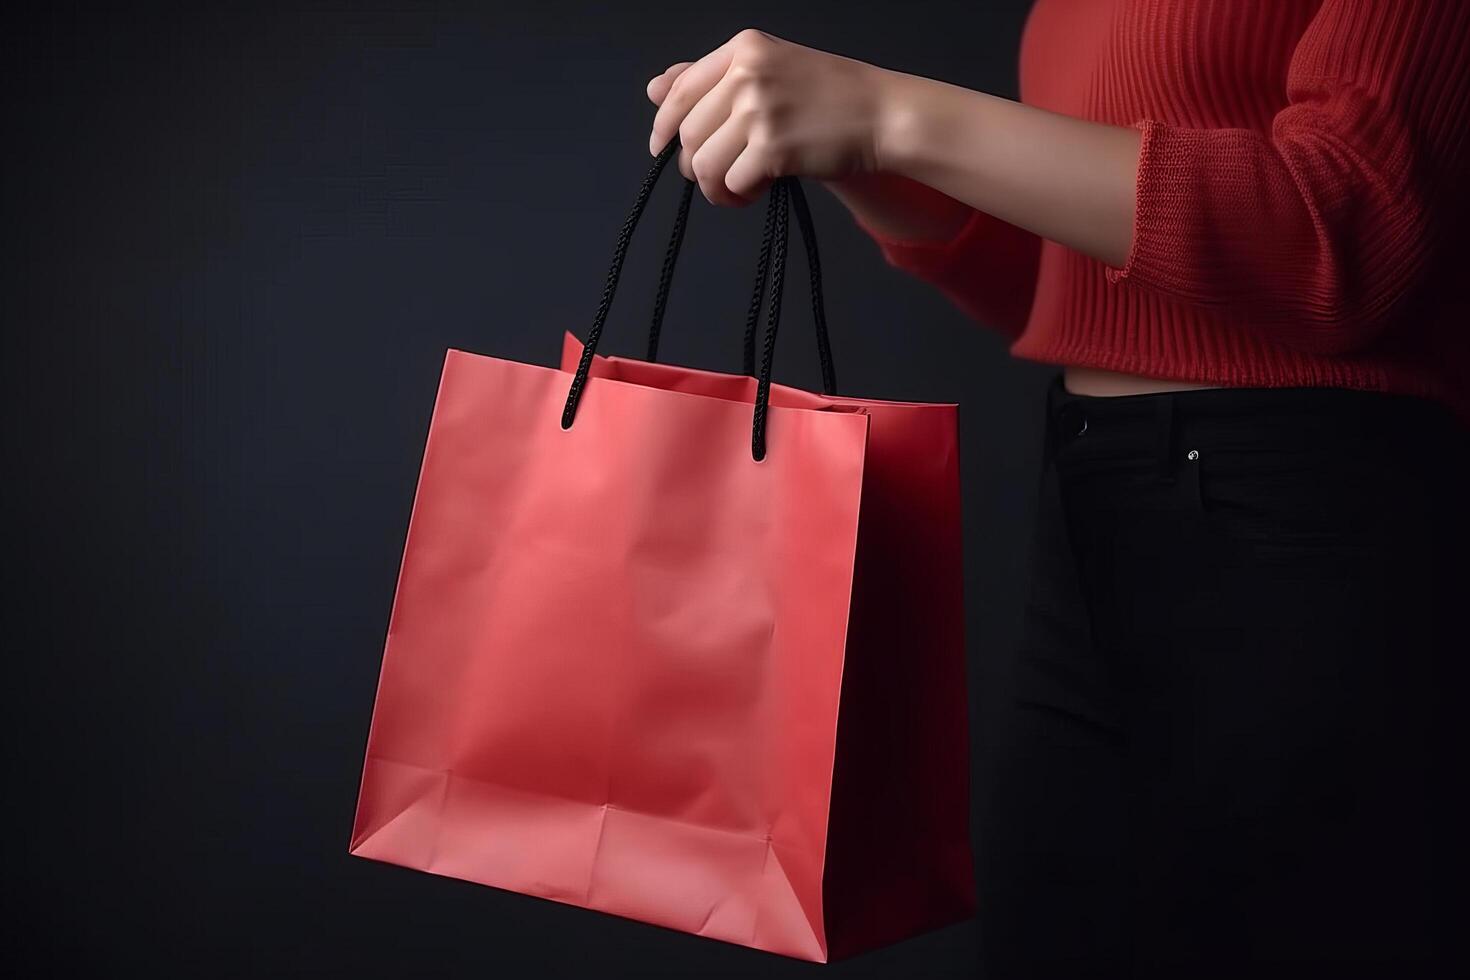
[851,182,1042,341]
[1107,0,1470,355]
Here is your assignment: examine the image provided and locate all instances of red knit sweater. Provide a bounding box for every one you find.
[855,0,1470,421]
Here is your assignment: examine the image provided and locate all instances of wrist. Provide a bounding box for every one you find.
[872,70,941,178]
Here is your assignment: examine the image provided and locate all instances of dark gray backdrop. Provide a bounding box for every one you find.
[6,1,1055,975]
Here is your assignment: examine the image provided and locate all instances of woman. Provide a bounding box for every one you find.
[645,2,1468,976]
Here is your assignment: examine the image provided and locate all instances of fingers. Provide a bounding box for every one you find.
[690,116,752,207]
[725,138,777,202]
[646,30,784,205]
[673,71,737,180]
[645,62,692,107]
[648,43,734,155]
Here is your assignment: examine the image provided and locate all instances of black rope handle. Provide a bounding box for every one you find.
[561,136,830,461]
[561,138,680,430]
[645,177,695,362]
[741,178,835,397]
[785,180,836,396]
[741,189,780,381]
[751,178,792,461]
[642,154,836,394]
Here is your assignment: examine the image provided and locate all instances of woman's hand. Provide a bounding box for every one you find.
[645,29,897,207]
[645,27,1141,267]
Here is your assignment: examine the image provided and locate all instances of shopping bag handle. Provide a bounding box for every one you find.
[561,136,835,461]
[748,177,835,394]
[643,158,836,400]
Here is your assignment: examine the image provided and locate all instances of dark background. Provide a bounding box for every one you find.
[6,1,1054,975]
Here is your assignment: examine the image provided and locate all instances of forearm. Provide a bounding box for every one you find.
[871,70,1142,268]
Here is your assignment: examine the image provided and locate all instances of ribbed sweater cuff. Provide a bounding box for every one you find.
[1107,118,1196,291]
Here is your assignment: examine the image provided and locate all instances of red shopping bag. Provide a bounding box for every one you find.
[350,141,975,962]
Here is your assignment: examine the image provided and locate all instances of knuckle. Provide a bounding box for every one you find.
[731,29,774,64]
[732,90,766,122]
[697,177,723,204]
[728,171,763,202]
[726,60,757,85]
[689,150,711,181]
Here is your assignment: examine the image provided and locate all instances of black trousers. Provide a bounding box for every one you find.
[977,376,1468,978]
